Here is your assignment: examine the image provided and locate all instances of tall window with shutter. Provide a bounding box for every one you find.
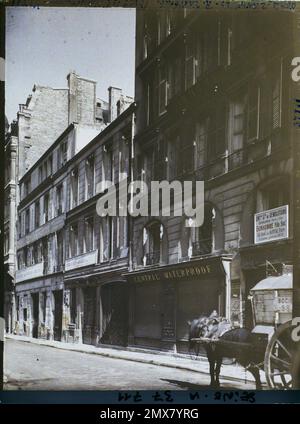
[208,104,227,161]
[143,33,148,60]
[167,137,178,181]
[154,139,167,181]
[158,63,168,115]
[180,122,194,176]
[99,222,104,263]
[185,36,197,90]
[33,242,38,264]
[48,235,53,273]
[57,230,64,270]
[44,192,49,223]
[272,66,282,130]
[71,167,79,208]
[42,237,48,274]
[194,120,207,172]
[85,154,95,200]
[60,140,68,166]
[145,82,150,126]
[158,10,169,45]
[247,86,260,142]
[25,208,30,234]
[70,224,79,258]
[109,216,114,259]
[174,57,182,96]
[35,200,40,228]
[56,184,63,216]
[48,154,53,176]
[230,93,245,152]
[84,217,94,253]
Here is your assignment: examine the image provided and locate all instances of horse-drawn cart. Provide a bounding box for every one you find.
[190,272,300,389]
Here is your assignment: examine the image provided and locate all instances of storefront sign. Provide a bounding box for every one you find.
[254,205,289,244]
[130,260,223,284]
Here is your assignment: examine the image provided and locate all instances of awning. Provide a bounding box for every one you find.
[124,255,230,284]
[250,273,292,291]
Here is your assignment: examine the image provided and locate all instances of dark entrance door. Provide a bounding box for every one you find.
[101,283,128,346]
[31,292,39,338]
[53,290,63,341]
[83,287,97,345]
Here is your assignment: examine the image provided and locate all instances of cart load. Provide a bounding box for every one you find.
[250,272,297,389]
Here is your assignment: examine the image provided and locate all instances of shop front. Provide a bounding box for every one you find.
[14,276,65,340]
[126,256,231,352]
[65,274,129,347]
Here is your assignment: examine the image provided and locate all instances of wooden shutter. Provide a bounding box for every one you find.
[30,203,35,232]
[195,121,207,170]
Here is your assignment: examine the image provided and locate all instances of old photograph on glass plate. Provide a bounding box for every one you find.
[3,0,300,392]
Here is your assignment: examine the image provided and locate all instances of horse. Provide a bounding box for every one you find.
[188,311,263,389]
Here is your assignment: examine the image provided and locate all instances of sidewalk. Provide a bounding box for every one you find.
[5,334,266,387]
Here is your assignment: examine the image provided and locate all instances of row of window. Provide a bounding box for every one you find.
[142,19,234,120]
[17,216,128,272]
[17,182,290,274]
[18,141,130,237]
[142,15,282,132]
[142,8,199,60]
[141,207,214,267]
[22,137,70,200]
[138,76,282,182]
[19,183,65,238]
[141,187,289,267]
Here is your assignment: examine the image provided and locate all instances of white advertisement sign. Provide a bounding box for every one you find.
[254,205,289,244]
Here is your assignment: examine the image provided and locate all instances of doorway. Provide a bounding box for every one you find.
[53,290,63,341]
[83,287,97,345]
[101,283,128,346]
[31,292,39,339]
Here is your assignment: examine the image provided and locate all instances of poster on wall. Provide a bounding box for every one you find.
[254,205,289,245]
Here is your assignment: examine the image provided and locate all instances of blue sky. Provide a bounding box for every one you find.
[5,7,136,122]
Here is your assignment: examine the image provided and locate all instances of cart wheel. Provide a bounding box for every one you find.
[292,343,300,389]
[264,321,298,389]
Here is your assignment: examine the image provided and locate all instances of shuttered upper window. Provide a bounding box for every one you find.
[272,61,282,130]
[247,86,260,142]
[272,79,281,129]
[158,64,168,115]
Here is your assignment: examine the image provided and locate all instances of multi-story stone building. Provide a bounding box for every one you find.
[14,74,134,344]
[128,6,295,352]
[5,71,112,335]
[63,102,135,346]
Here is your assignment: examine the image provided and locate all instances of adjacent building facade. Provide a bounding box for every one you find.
[128,6,295,351]
[7,71,133,342]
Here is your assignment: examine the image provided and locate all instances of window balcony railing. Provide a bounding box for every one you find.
[145,250,161,266]
[192,239,212,256]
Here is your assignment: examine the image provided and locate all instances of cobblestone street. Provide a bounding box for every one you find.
[4,339,257,391]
